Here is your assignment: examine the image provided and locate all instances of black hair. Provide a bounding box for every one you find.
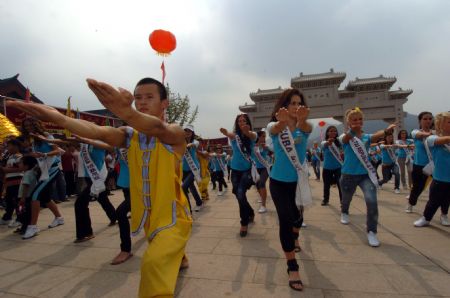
[185,129,196,143]
[383,132,394,144]
[324,125,341,148]
[134,77,167,101]
[397,129,410,140]
[233,114,253,155]
[256,130,266,143]
[418,111,433,129]
[7,138,21,148]
[22,155,37,170]
[270,89,307,122]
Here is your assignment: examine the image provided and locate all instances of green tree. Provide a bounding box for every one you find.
[166,84,198,127]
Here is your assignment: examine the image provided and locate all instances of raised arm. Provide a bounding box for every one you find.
[371,124,396,143]
[295,106,312,133]
[434,136,450,145]
[269,108,289,135]
[6,100,127,147]
[69,135,115,152]
[86,79,185,149]
[220,128,235,139]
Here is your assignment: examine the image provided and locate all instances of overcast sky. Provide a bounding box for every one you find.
[1,0,449,137]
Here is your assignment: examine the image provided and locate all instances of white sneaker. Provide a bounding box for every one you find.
[8,219,21,228]
[48,217,65,228]
[193,205,202,212]
[440,214,450,226]
[302,222,307,228]
[367,231,380,247]
[340,213,350,225]
[258,206,267,213]
[22,225,40,239]
[405,204,413,213]
[217,191,224,196]
[0,218,11,225]
[414,217,430,227]
[405,195,410,200]
[394,189,400,194]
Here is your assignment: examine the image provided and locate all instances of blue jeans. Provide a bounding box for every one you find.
[311,159,321,180]
[340,174,378,233]
[231,169,254,226]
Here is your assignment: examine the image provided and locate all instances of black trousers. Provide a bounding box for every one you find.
[213,171,227,191]
[378,164,400,189]
[322,168,342,203]
[210,171,218,189]
[269,178,303,252]
[231,169,254,226]
[182,171,203,209]
[409,164,429,206]
[64,171,76,196]
[2,184,20,221]
[116,188,131,252]
[75,178,117,239]
[423,180,450,221]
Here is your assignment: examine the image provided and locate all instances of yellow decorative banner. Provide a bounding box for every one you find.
[0,112,21,142]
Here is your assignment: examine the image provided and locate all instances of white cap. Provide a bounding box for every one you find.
[184,124,194,132]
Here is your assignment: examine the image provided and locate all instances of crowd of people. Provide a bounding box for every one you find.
[1,77,449,296]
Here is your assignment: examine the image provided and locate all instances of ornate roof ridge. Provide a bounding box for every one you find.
[250,86,287,96]
[348,75,396,85]
[291,68,346,82]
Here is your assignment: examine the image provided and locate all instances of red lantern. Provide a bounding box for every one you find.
[318,120,326,127]
[149,29,177,56]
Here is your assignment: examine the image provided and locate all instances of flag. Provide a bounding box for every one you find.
[25,88,31,103]
[64,96,72,137]
[161,61,166,85]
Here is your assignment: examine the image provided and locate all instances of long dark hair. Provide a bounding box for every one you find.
[270,89,307,122]
[418,111,433,129]
[324,125,341,148]
[21,118,46,146]
[397,129,409,140]
[233,113,253,155]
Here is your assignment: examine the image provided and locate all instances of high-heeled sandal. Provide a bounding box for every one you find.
[286,259,303,291]
[240,226,248,237]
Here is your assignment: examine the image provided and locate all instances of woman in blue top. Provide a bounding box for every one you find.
[396,130,414,190]
[378,133,401,193]
[321,126,343,206]
[253,130,271,213]
[182,125,203,212]
[339,108,396,247]
[220,114,257,238]
[406,111,434,213]
[414,112,450,227]
[210,144,228,196]
[310,142,321,180]
[268,89,312,291]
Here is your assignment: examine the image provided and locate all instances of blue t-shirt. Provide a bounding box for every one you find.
[321,141,342,170]
[395,139,414,158]
[380,144,395,165]
[339,133,373,175]
[211,153,226,172]
[182,142,200,172]
[412,129,430,166]
[253,146,270,169]
[311,147,321,162]
[427,136,450,182]
[116,150,129,188]
[230,138,253,171]
[82,145,106,177]
[33,135,60,169]
[270,126,310,183]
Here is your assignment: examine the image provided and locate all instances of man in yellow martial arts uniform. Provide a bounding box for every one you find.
[7,78,192,298]
[197,146,211,200]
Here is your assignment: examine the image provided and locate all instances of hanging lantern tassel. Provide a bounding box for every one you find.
[161,61,166,85]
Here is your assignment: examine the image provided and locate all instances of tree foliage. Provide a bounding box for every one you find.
[166,84,198,127]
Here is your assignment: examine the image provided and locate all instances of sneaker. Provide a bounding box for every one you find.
[8,220,21,228]
[405,195,410,200]
[394,189,400,194]
[301,222,307,228]
[405,204,413,213]
[217,191,224,196]
[0,218,11,225]
[440,214,450,226]
[258,206,267,213]
[367,231,380,247]
[340,213,350,225]
[193,205,202,212]
[48,217,65,228]
[414,217,430,227]
[321,201,329,206]
[22,225,40,239]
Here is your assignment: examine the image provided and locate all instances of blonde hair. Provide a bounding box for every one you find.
[345,107,364,125]
[434,112,450,136]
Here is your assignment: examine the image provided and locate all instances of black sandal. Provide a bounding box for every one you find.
[287,259,303,291]
[240,226,248,237]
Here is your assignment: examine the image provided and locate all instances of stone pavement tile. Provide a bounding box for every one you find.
[308,241,435,266]
[322,289,441,298]
[185,236,222,254]
[177,278,324,298]
[190,225,268,240]
[253,259,397,294]
[0,241,71,263]
[376,264,450,297]
[0,292,34,298]
[212,238,314,260]
[178,253,258,283]
[380,216,450,236]
[0,260,84,297]
[38,269,140,298]
[398,233,450,272]
[194,217,239,227]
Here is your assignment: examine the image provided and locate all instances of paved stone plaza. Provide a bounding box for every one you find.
[0,178,449,298]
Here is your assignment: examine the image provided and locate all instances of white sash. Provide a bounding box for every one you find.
[235,134,260,183]
[398,140,413,164]
[278,128,312,208]
[312,149,320,161]
[33,149,57,182]
[216,154,229,177]
[348,135,379,187]
[328,142,344,166]
[386,147,399,167]
[422,137,434,176]
[80,143,107,197]
[184,148,202,183]
[253,146,272,171]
